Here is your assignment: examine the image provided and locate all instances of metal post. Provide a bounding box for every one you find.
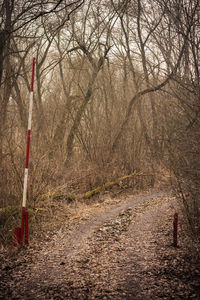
[14,58,35,246]
[173,212,178,247]
[22,57,35,209]
[13,227,21,246]
[25,211,29,244]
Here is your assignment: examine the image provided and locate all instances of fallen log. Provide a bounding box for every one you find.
[36,171,143,202]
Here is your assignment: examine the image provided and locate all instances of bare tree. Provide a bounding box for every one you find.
[110,0,194,152]
[0,0,85,160]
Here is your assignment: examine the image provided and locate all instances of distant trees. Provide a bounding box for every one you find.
[0,0,199,237]
[0,0,85,165]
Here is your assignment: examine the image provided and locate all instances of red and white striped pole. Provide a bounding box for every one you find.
[14,58,35,246]
[22,57,35,209]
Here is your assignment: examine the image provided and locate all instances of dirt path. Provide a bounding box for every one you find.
[1,189,199,299]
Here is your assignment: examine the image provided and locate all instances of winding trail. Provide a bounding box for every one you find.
[1,189,199,299]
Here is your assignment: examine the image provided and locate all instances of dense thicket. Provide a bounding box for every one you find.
[0,0,199,240]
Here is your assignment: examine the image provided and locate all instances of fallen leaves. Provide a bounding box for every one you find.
[0,190,199,299]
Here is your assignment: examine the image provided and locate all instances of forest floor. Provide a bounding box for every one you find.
[0,187,200,299]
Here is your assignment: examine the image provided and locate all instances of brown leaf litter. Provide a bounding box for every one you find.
[0,189,199,299]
